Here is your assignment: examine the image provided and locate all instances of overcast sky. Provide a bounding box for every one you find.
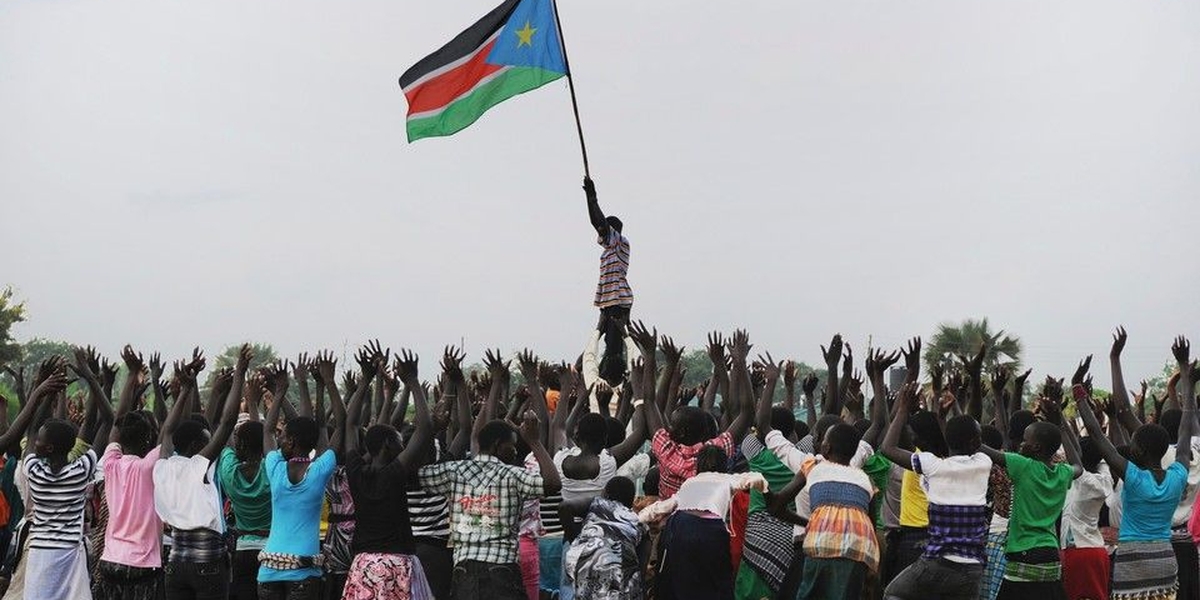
[1,0,1197,386]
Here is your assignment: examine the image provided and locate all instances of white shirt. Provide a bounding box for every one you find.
[152,454,223,532]
[639,471,767,524]
[554,446,617,503]
[1060,469,1113,549]
[912,452,992,507]
[1161,436,1200,527]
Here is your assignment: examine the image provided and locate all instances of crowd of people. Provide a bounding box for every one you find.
[0,181,1196,600]
[0,325,1194,600]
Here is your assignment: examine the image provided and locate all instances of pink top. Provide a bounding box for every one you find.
[102,443,163,568]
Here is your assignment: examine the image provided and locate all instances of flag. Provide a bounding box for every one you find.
[399,0,567,142]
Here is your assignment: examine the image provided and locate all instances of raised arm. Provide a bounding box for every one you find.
[70,347,116,447]
[148,353,168,425]
[724,330,756,441]
[821,334,843,415]
[1171,337,1195,467]
[1075,380,1126,479]
[1039,394,1083,479]
[118,344,146,420]
[881,381,919,469]
[755,355,781,441]
[198,345,251,461]
[293,354,314,419]
[0,366,67,455]
[263,370,287,454]
[550,365,577,452]
[701,333,726,415]
[583,177,609,237]
[396,350,433,471]
[160,361,197,459]
[1109,327,1143,435]
[628,322,663,436]
[959,343,986,422]
[519,411,561,495]
[863,349,900,447]
[518,351,550,444]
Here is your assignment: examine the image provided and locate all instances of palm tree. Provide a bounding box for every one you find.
[923,318,1023,373]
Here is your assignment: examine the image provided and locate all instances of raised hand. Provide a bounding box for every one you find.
[901,337,922,379]
[707,333,726,367]
[440,346,466,384]
[517,349,539,382]
[930,363,946,397]
[187,347,206,375]
[100,359,120,392]
[1172,336,1191,368]
[293,353,311,383]
[234,344,253,373]
[783,361,797,389]
[991,366,1010,395]
[959,343,986,380]
[801,373,819,397]
[821,334,843,368]
[1037,394,1064,425]
[728,329,752,362]
[1071,355,1092,386]
[355,345,379,380]
[264,361,290,396]
[937,390,957,419]
[121,344,145,374]
[755,353,781,380]
[628,321,658,357]
[1012,368,1032,397]
[895,381,919,414]
[1043,375,1065,408]
[148,352,164,383]
[394,349,420,384]
[661,337,684,364]
[1110,326,1127,360]
[311,351,336,386]
[518,410,541,444]
[211,367,234,400]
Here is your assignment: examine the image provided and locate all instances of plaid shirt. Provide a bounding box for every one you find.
[924,503,990,561]
[418,455,545,565]
[651,429,735,499]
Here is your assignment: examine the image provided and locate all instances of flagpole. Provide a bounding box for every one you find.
[550,0,590,178]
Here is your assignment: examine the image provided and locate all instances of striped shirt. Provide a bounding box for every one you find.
[24,448,98,550]
[407,486,451,540]
[595,229,633,308]
[540,494,563,535]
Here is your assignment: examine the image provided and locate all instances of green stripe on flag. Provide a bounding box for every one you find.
[407,67,564,141]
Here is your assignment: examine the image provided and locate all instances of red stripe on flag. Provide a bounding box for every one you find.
[405,40,504,116]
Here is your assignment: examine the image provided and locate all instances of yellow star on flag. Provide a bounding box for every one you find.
[515,21,537,47]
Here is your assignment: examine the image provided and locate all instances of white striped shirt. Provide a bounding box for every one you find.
[406,487,450,540]
[24,448,98,550]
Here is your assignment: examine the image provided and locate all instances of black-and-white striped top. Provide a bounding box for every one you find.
[24,448,98,550]
[406,487,450,541]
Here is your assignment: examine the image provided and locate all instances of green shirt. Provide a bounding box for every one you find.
[862,452,893,528]
[215,447,272,539]
[744,434,797,514]
[1004,452,1073,553]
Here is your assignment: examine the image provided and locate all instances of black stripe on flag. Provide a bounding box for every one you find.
[399,0,523,90]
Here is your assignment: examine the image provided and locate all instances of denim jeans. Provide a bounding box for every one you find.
[258,576,322,600]
[163,559,229,600]
[451,560,526,600]
[884,557,983,600]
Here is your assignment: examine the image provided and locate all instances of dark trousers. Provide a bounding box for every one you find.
[321,572,346,600]
[93,560,163,600]
[598,305,631,385]
[416,537,453,600]
[452,560,526,600]
[657,512,733,600]
[1174,539,1200,600]
[778,540,806,600]
[163,559,229,600]
[258,577,322,600]
[229,550,261,600]
[884,557,982,600]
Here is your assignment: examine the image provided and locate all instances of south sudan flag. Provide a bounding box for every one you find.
[399,0,567,142]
